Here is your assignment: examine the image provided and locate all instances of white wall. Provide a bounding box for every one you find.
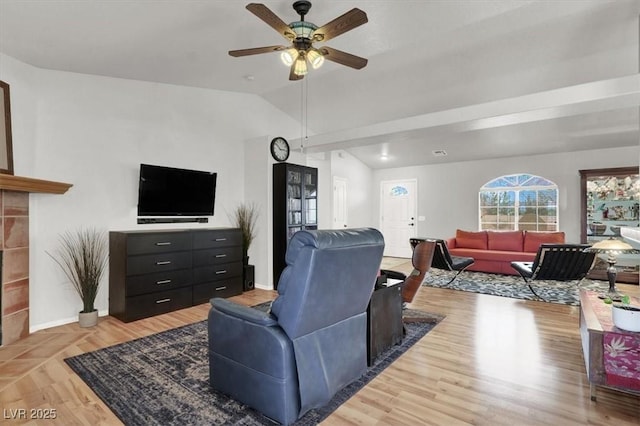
[372,146,639,244]
[1,54,300,331]
[329,150,375,228]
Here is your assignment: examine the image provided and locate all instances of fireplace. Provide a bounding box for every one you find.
[0,174,71,346]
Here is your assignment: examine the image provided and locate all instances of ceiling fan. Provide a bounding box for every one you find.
[229,1,368,81]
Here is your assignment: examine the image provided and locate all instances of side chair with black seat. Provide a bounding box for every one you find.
[510,243,596,301]
[410,238,475,285]
[381,240,436,305]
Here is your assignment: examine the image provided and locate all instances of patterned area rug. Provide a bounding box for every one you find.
[424,268,611,305]
[65,305,442,425]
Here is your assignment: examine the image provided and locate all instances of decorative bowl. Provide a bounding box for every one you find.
[589,223,607,235]
[612,304,640,332]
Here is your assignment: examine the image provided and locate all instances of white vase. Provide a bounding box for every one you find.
[612,304,640,332]
[78,310,98,328]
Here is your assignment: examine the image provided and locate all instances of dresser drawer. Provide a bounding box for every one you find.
[193,277,243,305]
[123,287,193,322]
[126,232,192,255]
[193,261,242,284]
[126,251,192,276]
[192,229,242,249]
[125,269,192,297]
[192,247,242,266]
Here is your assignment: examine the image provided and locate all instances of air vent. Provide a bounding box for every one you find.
[432,150,447,157]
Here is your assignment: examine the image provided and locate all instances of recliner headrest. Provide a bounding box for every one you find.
[285,228,384,265]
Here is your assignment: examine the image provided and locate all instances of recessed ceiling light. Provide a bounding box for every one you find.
[244,75,255,81]
[432,150,447,157]
[380,154,388,160]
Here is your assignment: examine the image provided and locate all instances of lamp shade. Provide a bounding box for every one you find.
[293,56,308,76]
[280,48,298,66]
[587,238,639,253]
[306,48,324,69]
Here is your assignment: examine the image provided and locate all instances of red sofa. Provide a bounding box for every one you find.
[446,229,566,275]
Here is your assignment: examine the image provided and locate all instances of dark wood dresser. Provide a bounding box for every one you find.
[109,228,243,322]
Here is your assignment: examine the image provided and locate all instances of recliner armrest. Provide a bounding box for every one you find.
[211,298,278,326]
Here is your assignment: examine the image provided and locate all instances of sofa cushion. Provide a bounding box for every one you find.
[523,231,565,253]
[455,229,487,250]
[487,230,523,252]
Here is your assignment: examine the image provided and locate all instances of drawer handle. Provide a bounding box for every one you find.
[215,270,227,275]
[155,242,172,246]
[155,298,171,304]
[215,238,227,242]
[215,254,227,258]
[156,279,172,285]
[215,286,227,291]
[156,261,172,265]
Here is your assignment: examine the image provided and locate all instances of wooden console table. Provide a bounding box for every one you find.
[579,290,640,400]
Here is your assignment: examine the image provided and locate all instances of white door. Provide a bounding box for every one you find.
[380,179,417,258]
[333,176,348,229]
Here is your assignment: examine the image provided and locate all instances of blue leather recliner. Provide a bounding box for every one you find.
[208,228,385,425]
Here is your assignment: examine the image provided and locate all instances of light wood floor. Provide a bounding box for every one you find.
[1,262,639,425]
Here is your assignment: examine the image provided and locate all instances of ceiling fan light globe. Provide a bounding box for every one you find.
[280,48,297,66]
[294,57,308,76]
[307,49,324,69]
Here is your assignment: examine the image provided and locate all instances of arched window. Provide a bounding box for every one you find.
[479,174,558,231]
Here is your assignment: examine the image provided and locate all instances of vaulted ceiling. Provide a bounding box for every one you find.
[1,0,638,169]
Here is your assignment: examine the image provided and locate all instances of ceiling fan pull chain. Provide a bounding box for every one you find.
[300,76,304,152]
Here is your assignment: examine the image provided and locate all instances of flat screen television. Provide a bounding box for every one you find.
[137,164,217,216]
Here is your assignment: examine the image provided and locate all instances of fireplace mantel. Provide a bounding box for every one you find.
[0,174,72,194]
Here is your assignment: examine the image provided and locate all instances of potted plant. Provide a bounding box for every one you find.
[605,294,640,332]
[612,295,640,332]
[230,202,259,291]
[230,202,259,265]
[48,228,108,327]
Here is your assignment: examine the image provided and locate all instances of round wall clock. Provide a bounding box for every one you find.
[270,137,290,162]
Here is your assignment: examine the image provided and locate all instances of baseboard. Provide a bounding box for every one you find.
[30,309,109,333]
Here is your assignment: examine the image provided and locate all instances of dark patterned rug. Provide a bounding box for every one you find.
[425,268,611,305]
[65,304,443,425]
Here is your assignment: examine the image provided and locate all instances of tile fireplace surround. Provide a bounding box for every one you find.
[0,174,71,346]
[1,190,29,345]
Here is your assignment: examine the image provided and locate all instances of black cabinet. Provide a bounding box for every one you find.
[109,228,243,322]
[273,163,318,287]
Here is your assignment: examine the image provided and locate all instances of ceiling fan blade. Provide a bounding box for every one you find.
[228,45,287,57]
[289,63,304,81]
[320,46,368,69]
[246,3,295,40]
[313,8,368,42]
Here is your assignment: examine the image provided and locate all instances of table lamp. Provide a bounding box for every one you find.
[586,238,640,301]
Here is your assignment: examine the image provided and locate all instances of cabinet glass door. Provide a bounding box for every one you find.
[580,166,640,283]
[287,169,302,232]
[303,170,317,228]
